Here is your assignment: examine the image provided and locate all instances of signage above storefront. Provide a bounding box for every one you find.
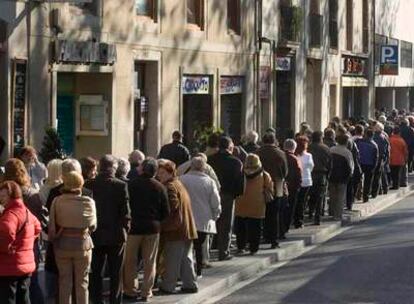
[220,76,243,94]
[380,45,399,75]
[53,40,117,65]
[276,57,291,71]
[342,56,367,77]
[182,76,210,94]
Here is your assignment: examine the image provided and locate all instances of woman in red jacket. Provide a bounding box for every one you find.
[389,126,409,190]
[0,181,41,304]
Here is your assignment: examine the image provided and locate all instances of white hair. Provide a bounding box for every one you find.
[245,131,259,144]
[129,150,145,165]
[61,159,82,176]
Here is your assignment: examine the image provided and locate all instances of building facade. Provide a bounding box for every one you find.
[375,0,414,112]
[0,0,376,162]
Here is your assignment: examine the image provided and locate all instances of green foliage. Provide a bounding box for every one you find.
[39,127,67,165]
[191,125,224,153]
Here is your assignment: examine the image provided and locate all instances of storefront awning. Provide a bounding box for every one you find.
[342,76,368,87]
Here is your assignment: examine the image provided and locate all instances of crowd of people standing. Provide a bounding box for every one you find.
[0,108,413,303]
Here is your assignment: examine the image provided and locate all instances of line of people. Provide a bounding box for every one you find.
[1,109,413,303]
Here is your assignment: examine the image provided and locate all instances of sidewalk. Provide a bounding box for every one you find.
[148,179,414,304]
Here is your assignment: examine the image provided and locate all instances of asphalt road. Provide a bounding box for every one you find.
[218,195,414,304]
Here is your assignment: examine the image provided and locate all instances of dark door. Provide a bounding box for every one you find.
[57,95,75,155]
[220,94,242,144]
[183,94,213,151]
[276,70,293,141]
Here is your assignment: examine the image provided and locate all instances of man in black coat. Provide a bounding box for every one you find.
[87,155,131,304]
[158,131,191,166]
[308,131,332,225]
[208,136,244,260]
[123,158,170,302]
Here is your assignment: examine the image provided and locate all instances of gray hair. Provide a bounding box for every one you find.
[99,155,118,175]
[193,152,208,162]
[283,139,297,152]
[128,150,145,165]
[116,157,130,178]
[61,159,82,177]
[191,156,206,172]
[245,131,259,144]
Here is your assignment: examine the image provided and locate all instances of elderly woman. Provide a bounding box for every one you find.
[0,181,41,303]
[180,157,221,277]
[157,160,198,294]
[235,154,273,255]
[116,157,131,183]
[2,158,45,303]
[38,159,63,205]
[49,171,97,304]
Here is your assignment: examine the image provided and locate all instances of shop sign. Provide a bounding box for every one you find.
[220,77,243,94]
[182,76,210,94]
[380,45,399,75]
[54,40,117,64]
[12,59,27,154]
[276,57,291,71]
[342,56,367,76]
[259,66,271,99]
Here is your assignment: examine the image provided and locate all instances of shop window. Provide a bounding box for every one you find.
[401,40,413,68]
[227,0,241,35]
[187,0,204,30]
[362,0,369,53]
[72,0,100,16]
[346,0,353,51]
[135,0,156,20]
[329,0,338,49]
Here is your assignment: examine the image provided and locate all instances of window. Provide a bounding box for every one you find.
[135,0,155,19]
[362,0,369,53]
[310,0,319,14]
[72,0,100,16]
[227,0,241,35]
[329,0,338,49]
[346,0,353,51]
[309,0,322,47]
[401,40,413,68]
[187,0,204,30]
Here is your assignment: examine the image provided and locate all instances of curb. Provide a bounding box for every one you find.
[150,184,414,304]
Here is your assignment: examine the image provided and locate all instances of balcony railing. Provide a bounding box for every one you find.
[309,14,322,48]
[280,6,302,43]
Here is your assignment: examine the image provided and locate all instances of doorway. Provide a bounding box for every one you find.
[276,69,294,142]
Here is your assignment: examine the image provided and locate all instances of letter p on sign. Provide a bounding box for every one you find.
[381,45,398,64]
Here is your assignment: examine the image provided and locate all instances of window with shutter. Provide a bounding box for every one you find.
[227,0,241,35]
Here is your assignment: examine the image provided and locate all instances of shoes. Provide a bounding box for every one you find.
[279,235,287,240]
[218,255,233,261]
[138,296,149,302]
[202,262,213,269]
[249,250,258,256]
[197,275,203,280]
[270,243,280,249]
[390,187,398,190]
[181,287,199,294]
[236,249,246,255]
[313,222,321,226]
[400,184,408,187]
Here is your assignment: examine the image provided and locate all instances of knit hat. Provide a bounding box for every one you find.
[62,171,84,192]
[244,154,262,175]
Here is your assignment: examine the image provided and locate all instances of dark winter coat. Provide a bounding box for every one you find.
[208,150,244,198]
[85,174,131,246]
[285,151,302,194]
[158,140,191,166]
[128,175,170,235]
[308,142,332,177]
[355,138,379,167]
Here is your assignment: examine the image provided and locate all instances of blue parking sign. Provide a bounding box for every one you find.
[380,45,399,75]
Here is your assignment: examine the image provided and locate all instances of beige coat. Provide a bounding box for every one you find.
[49,193,97,250]
[235,171,273,219]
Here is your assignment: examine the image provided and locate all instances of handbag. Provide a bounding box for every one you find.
[263,173,274,203]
